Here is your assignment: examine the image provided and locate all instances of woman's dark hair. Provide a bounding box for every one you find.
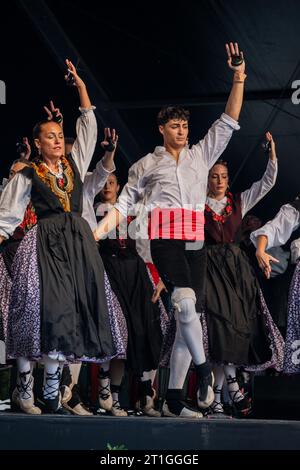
[32,119,61,140]
[32,120,63,158]
[94,172,120,205]
[157,106,190,126]
[209,159,229,176]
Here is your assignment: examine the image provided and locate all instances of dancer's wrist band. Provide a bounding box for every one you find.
[233,71,247,83]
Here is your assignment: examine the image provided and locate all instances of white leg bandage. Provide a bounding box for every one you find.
[170,287,206,371]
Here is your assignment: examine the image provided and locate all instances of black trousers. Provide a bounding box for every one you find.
[150,239,207,312]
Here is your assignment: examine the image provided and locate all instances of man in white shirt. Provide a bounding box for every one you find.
[94,42,246,418]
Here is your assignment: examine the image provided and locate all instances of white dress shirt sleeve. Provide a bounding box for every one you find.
[83,158,116,201]
[115,161,146,217]
[192,113,240,169]
[250,203,300,249]
[71,106,97,181]
[241,159,278,217]
[82,159,116,231]
[0,172,32,239]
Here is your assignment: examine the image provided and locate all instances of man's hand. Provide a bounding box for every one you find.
[65,59,86,89]
[44,100,63,126]
[256,249,279,279]
[20,137,31,160]
[151,279,168,303]
[226,42,245,74]
[0,235,6,245]
[265,131,276,161]
[224,41,246,120]
[101,128,118,154]
[101,128,119,172]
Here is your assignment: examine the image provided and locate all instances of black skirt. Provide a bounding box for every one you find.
[99,246,163,376]
[38,213,115,359]
[206,244,272,365]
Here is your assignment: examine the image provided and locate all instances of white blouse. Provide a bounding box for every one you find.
[82,159,116,231]
[250,203,300,249]
[206,158,278,218]
[0,107,97,239]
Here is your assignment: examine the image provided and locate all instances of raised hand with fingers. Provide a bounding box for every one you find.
[224,41,246,120]
[265,131,276,161]
[65,59,85,89]
[225,42,245,74]
[101,128,118,154]
[44,100,63,125]
[20,137,31,160]
[65,59,92,109]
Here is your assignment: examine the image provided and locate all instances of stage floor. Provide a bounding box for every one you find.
[1,412,300,450]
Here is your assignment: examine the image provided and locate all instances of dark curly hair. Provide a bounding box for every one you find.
[157,106,190,126]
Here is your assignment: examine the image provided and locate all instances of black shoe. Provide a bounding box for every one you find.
[227,376,251,417]
[54,404,72,415]
[232,395,251,417]
[38,395,71,415]
[63,384,93,416]
[137,380,160,417]
[164,389,202,418]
